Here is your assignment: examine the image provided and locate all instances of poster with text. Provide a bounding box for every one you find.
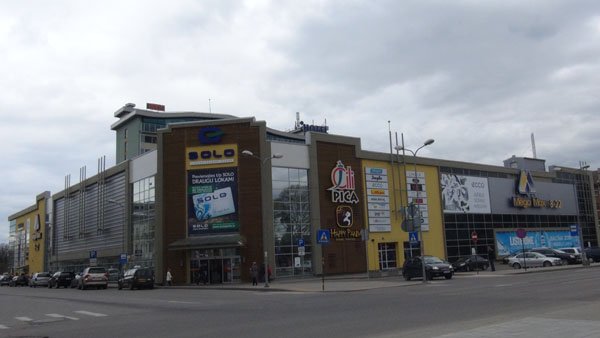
[441,174,491,213]
[187,168,239,235]
[495,229,580,256]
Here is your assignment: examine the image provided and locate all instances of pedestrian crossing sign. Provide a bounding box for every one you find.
[317,230,330,244]
[409,231,419,244]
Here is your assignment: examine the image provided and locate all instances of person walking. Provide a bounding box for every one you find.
[250,262,258,286]
[166,268,173,286]
[487,246,496,272]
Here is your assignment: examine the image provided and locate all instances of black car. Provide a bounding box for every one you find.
[452,255,490,272]
[402,256,454,281]
[583,247,600,262]
[48,271,75,288]
[0,275,12,286]
[10,274,29,287]
[118,267,155,290]
[528,248,578,264]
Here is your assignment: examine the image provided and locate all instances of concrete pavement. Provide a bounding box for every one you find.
[162,261,599,292]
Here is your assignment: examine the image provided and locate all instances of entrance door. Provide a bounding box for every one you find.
[209,259,223,284]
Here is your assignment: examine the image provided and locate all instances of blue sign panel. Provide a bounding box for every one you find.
[89,250,97,259]
[570,224,579,237]
[409,232,419,244]
[317,230,330,244]
[198,127,224,144]
[298,239,305,247]
[496,229,580,256]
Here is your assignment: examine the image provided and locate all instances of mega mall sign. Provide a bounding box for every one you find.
[511,171,563,209]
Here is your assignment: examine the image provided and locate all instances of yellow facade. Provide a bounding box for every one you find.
[362,160,446,272]
[13,193,49,274]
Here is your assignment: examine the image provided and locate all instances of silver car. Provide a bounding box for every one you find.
[78,267,108,290]
[508,252,562,269]
[29,272,52,287]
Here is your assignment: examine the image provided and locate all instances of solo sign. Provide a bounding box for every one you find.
[186,144,238,169]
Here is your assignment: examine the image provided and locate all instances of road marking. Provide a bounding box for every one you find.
[15,317,33,322]
[0,324,8,329]
[74,311,107,317]
[46,313,79,320]
[168,301,195,304]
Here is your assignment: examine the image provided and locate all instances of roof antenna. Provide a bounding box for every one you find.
[531,133,537,159]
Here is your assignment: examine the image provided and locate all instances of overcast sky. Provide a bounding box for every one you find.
[2,0,600,242]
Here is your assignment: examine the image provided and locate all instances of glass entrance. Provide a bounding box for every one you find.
[189,248,241,284]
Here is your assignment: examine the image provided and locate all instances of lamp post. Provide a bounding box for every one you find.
[395,138,434,284]
[241,149,283,287]
[107,198,126,271]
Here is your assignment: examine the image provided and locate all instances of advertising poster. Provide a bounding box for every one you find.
[441,174,491,213]
[495,229,580,256]
[187,168,239,235]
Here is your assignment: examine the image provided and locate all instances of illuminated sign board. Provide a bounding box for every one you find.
[186,144,238,169]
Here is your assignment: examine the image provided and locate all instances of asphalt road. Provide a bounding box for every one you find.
[2,268,600,338]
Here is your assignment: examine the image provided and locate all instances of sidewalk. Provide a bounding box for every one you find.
[162,262,598,293]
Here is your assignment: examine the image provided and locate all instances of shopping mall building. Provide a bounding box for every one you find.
[7,103,599,284]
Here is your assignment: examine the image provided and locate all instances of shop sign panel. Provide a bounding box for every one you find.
[366,167,391,232]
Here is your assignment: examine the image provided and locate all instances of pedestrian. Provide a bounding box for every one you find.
[487,246,496,271]
[166,268,173,286]
[267,265,272,282]
[250,262,258,286]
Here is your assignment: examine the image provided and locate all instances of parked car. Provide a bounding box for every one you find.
[78,267,108,290]
[10,274,29,287]
[452,255,490,272]
[528,247,578,265]
[29,272,52,287]
[0,275,12,286]
[48,271,75,288]
[118,267,155,290]
[508,252,562,269]
[583,247,600,262]
[558,247,583,263]
[402,255,454,281]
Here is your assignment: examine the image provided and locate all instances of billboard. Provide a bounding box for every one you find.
[441,174,491,213]
[187,168,239,235]
[495,229,580,257]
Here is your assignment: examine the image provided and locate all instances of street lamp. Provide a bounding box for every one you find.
[395,138,434,283]
[241,149,283,287]
[107,198,127,271]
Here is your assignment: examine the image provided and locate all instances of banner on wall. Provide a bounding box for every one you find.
[495,229,580,256]
[187,168,239,235]
[440,174,491,214]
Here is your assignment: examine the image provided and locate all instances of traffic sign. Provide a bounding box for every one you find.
[317,230,330,244]
[298,239,305,247]
[516,228,527,239]
[409,231,419,244]
[570,225,579,237]
[298,246,306,256]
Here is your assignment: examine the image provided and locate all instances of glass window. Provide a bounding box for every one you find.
[272,167,310,278]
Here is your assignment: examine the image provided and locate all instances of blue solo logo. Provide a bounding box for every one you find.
[198,127,224,144]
